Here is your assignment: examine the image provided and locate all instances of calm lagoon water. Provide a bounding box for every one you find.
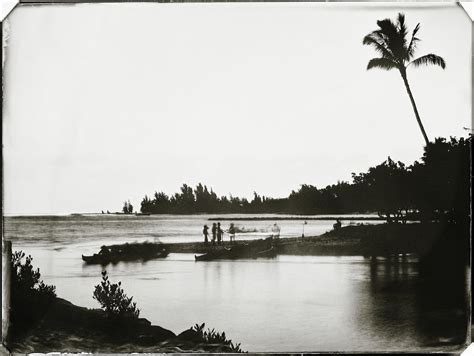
[3,214,467,352]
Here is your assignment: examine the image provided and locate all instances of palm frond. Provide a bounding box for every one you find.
[397,13,408,45]
[376,17,407,63]
[364,31,389,47]
[367,58,398,71]
[408,54,446,69]
[362,35,395,60]
[377,19,398,43]
[407,23,421,59]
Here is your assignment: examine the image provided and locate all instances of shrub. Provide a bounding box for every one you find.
[11,250,56,300]
[192,323,242,352]
[10,251,57,336]
[93,270,140,318]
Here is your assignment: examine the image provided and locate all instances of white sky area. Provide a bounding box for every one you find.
[3,3,471,215]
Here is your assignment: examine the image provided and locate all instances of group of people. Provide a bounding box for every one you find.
[202,222,282,246]
[202,220,343,245]
[202,222,236,245]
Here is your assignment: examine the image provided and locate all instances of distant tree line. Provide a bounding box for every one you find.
[139,136,470,223]
[122,200,134,214]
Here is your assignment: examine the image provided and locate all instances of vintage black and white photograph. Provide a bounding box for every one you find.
[2,2,472,353]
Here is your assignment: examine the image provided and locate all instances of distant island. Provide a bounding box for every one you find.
[136,137,470,225]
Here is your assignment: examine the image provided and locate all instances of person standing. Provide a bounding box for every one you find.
[217,222,223,245]
[272,223,281,239]
[203,225,209,245]
[228,223,236,245]
[211,223,217,245]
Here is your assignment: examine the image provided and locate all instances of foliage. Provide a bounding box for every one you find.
[352,157,412,223]
[122,200,133,214]
[411,137,471,223]
[137,136,470,224]
[10,251,57,333]
[93,270,140,319]
[11,251,56,300]
[363,13,445,71]
[192,323,242,352]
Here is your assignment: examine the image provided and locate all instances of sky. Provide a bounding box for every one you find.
[3,2,471,215]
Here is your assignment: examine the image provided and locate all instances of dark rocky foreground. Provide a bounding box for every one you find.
[8,298,241,353]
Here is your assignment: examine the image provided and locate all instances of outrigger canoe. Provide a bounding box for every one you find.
[195,244,249,261]
[194,248,231,261]
[195,243,277,261]
[82,242,169,265]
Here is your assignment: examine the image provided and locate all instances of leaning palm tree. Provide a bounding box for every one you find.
[363,13,445,146]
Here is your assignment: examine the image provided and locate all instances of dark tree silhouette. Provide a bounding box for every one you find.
[363,13,446,146]
[136,136,469,223]
[122,200,133,214]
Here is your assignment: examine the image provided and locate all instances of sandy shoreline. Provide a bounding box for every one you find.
[207,216,387,221]
[164,223,438,256]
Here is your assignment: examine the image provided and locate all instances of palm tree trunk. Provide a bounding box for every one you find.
[400,70,430,146]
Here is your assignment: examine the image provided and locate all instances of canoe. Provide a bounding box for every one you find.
[195,244,256,261]
[195,249,231,261]
[82,247,169,265]
[195,243,278,261]
[81,254,113,265]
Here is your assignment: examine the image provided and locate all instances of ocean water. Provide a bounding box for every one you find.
[3,214,380,254]
[3,215,467,352]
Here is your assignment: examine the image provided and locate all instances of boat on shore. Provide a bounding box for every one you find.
[194,248,231,261]
[82,241,169,265]
[194,241,276,261]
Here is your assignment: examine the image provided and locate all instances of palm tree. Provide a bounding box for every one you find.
[363,13,445,146]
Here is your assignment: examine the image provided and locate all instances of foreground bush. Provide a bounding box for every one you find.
[10,251,57,336]
[93,270,140,318]
[192,323,242,352]
[11,251,56,298]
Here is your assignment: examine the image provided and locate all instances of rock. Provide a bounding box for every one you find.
[147,325,176,342]
[136,334,155,346]
[137,318,152,326]
[176,329,202,343]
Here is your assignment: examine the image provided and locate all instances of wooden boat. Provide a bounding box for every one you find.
[143,248,169,260]
[82,243,169,265]
[195,243,276,261]
[195,247,232,261]
[81,254,113,265]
